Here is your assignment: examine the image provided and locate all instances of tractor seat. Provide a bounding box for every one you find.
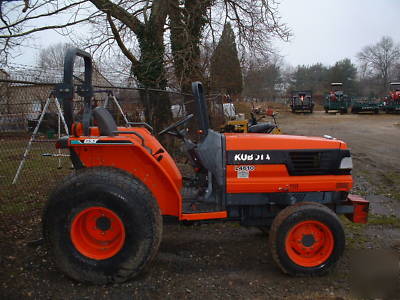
[92,107,117,136]
[248,122,276,134]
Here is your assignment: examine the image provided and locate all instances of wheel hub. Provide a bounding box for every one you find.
[285,220,334,267]
[301,234,315,247]
[70,206,126,260]
[96,216,111,231]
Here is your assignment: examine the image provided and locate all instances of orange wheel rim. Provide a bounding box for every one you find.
[70,206,126,260]
[285,220,334,267]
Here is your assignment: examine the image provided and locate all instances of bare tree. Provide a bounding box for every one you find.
[1,0,172,130]
[357,36,400,92]
[38,42,74,71]
[169,0,290,93]
[0,0,99,66]
[0,0,290,130]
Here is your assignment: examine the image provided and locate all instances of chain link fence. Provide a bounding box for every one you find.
[0,72,225,239]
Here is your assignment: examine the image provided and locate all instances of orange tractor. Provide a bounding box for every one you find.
[44,49,369,284]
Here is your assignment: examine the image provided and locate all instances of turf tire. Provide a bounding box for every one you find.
[269,203,345,276]
[43,167,162,284]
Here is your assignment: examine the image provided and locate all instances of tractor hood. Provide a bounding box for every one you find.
[225,133,347,151]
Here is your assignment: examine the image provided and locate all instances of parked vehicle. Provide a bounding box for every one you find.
[221,106,281,134]
[44,48,369,284]
[324,83,351,113]
[382,82,400,113]
[290,90,314,113]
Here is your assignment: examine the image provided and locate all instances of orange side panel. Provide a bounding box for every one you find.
[70,133,182,217]
[226,164,352,193]
[181,211,228,221]
[116,127,183,191]
[225,133,346,150]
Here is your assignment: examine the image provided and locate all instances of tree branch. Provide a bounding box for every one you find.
[89,0,144,35]
[0,0,88,31]
[0,16,97,38]
[106,13,140,68]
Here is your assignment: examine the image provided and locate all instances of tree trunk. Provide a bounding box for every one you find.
[132,27,172,132]
[169,0,211,93]
[168,0,212,132]
[92,0,172,132]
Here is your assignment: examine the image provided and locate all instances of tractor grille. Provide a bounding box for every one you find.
[226,149,351,176]
[288,151,342,176]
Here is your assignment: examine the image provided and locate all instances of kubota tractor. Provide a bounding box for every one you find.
[43,49,369,284]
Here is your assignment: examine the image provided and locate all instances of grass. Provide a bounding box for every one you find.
[0,135,72,216]
[378,171,400,201]
[355,168,400,201]
[343,212,400,250]
[368,214,400,227]
[342,216,367,249]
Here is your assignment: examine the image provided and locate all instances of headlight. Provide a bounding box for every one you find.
[339,156,353,169]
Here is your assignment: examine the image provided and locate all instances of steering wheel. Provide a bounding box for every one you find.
[158,114,194,136]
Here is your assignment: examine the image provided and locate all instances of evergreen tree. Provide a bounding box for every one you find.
[210,23,243,95]
[328,59,357,96]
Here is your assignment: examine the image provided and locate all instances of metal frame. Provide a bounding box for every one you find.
[12,94,69,184]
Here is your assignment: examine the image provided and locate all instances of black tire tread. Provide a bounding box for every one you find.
[269,202,344,276]
[43,166,162,284]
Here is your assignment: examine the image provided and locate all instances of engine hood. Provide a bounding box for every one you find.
[225,133,347,151]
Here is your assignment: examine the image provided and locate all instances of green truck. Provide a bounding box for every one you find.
[324,83,351,113]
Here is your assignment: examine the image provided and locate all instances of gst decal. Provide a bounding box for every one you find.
[83,139,99,144]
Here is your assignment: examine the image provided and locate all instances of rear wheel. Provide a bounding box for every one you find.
[43,167,162,284]
[269,203,344,276]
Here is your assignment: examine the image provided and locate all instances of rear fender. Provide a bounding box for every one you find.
[71,141,182,216]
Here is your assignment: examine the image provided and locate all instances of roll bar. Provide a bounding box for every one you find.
[191,81,209,135]
[55,48,93,135]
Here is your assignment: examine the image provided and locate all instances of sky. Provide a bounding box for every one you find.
[274,0,400,67]
[9,0,400,68]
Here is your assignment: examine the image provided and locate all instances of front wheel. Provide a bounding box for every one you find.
[43,167,162,284]
[269,203,345,276]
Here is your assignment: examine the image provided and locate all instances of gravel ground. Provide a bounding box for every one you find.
[1,111,399,299]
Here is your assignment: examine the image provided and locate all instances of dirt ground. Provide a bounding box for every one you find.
[1,111,400,299]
